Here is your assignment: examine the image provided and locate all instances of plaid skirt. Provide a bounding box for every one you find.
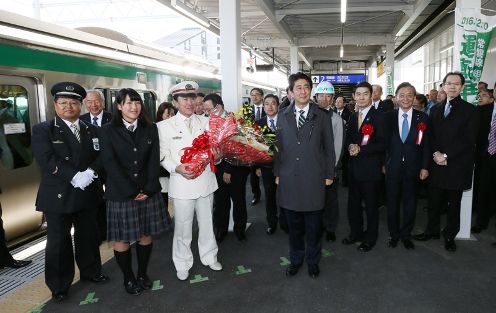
[106,193,170,242]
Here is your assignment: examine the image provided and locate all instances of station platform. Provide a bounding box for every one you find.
[1,185,496,313]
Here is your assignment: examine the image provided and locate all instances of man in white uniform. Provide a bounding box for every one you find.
[157,81,222,281]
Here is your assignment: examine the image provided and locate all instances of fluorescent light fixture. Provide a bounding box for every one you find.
[340,45,344,58]
[341,0,347,23]
[339,61,343,73]
[171,0,210,28]
[439,44,454,54]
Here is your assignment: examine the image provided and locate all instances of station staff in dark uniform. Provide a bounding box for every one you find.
[100,88,169,295]
[31,82,109,302]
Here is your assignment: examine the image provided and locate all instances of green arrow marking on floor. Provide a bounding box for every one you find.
[152,280,164,290]
[235,265,252,275]
[28,304,45,313]
[79,292,99,305]
[190,274,209,284]
[279,257,290,266]
[322,249,334,258]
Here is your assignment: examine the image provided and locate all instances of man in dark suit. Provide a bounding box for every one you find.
[32,82,108,302]
[274,72,335,278]
[342,81,388,252]
[80,89,111,244]
[249,88,266,205]
[372,85,394,112]
[471,89,496,233]
[385,82,430,250]
[80,89,112,126]
[255,94,288,235]
[413,72,477,252]
[334,94,351,186]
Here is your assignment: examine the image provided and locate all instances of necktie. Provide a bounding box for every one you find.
[338,111,342,116]
[488,114,496,155]
[256,107,261,120]
[185,118,192,133]
[358,111,363,129]
[401,113,409,143]
[128,124,135,132]
[92,116,98,126]
[444,102,451,117]
[297,110,305,128]
[269,118,276,131]
[70,123,80,142]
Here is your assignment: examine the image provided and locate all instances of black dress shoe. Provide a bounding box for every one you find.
[52,292,68,303]
[412,232,440,241]
[357,242,374,252]
[471,225,486,234]
[266,226,276,235]
[285,263,302,277]
[387,237,399,248]
[4,259,32,269]
[124,280,142,295]
[81,273,109,284]
[250,197,260,205]
[342,236,359,245]
[326,231,336,242]
[402,239,415,250]
[235,231,247,241]
[444,238,457,252]
[137,275,152,290]
[308,264,320,278]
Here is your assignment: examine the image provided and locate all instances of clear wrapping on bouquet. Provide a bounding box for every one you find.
[179,112,276,178]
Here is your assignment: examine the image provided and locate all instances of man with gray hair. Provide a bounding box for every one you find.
[80,89,112,127]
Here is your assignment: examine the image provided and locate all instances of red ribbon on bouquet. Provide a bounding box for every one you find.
[181,132,217,174]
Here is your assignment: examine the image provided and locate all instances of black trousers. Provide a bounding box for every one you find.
[213,166,250,234]
[322,178,339,232]
[260,167,287,229]
[45,209,102,294]
[250,167,261,199]
[473,155,496,228]
[347,180,379,244]
[386,174,418,240]
[284,208,322,266]
[426,187,463,239]
[0,203,14,266]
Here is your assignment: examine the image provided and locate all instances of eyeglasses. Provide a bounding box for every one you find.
[444,82,462,87]
[56,101,80,108]
[250,93,262,97]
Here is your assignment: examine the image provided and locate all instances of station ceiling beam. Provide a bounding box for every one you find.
[244,34,394,48]
[393,0,432,37]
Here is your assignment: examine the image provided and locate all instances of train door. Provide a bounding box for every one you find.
[0,75,43,243]
[109,89,157,121]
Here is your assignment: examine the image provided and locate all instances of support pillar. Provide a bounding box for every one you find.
[385,42,395,96]
[290,45,299,74]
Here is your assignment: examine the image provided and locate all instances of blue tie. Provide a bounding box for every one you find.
[401,113,409,143]
[92,116,98,126]
[269,118,276,131]
[444,102,451,117]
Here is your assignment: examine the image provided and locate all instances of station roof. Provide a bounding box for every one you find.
[159,0,455,71]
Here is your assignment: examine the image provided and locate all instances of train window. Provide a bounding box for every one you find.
[0,85,33,169]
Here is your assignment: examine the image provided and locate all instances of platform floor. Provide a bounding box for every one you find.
[2,184,496,313]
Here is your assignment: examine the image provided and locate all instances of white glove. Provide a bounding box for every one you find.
[70,172,84,189]
[70,169,95,190]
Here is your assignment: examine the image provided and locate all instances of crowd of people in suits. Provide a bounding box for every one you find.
[1,69,495,302]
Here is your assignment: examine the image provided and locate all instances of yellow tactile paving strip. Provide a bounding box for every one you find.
[0,242,114,313]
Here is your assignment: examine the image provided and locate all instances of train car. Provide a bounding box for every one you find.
[0,10,279,246]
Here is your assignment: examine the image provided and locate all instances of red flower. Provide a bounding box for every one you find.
[417,122,427,131]
[361,123,374,136]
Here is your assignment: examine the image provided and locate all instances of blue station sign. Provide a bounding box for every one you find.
[311,74,366,84]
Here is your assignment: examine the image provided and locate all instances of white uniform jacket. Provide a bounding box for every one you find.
[157,113,218,200]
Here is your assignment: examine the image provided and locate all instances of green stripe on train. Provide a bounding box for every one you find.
[0,43,220,90]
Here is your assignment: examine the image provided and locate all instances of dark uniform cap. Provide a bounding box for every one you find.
[51,82,86,102]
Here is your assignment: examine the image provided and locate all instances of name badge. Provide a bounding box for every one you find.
[172,136,182,140]
[92,138,100,151]
[52,140,64,144]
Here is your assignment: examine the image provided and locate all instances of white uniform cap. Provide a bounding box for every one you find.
[168,81,199,97]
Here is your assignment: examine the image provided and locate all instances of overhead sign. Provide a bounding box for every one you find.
[311,74,366,84]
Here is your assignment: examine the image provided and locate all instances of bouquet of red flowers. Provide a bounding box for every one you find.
[180,104,276,178]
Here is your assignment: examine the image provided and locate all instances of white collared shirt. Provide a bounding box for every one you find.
[62,118,80,132]
[373,100,381,109]
[122,119,138,132]
[253,103,264,119]
[267,114,278,130]
[398,107,413,135]
[294,103,310,125]
[90,110,104,127]
[358,104,373,122]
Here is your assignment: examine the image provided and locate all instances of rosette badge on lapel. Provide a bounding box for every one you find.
[361,123,374,145]
[416,122,427,145]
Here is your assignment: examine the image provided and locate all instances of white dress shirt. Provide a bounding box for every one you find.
[294,103,310,125]
[358,104,373,121]
[267,115,278,130]
[62,118,80,133]
[90,111,104,126]
[122,119,138,132]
